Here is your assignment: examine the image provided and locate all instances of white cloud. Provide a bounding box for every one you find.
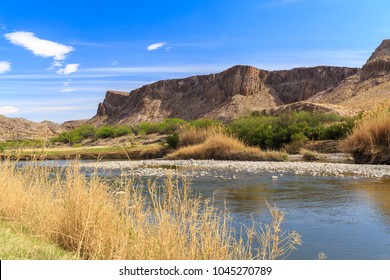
[4,31,74,61]
[0,61,11,74]
[111,60,119,66]
[0,106,19,115]
[60,88,76,92]
[47,61,63,70]
[57,63,80,75]
[146,42,166,51]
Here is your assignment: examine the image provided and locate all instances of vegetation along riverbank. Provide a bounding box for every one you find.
[0,160,301,260]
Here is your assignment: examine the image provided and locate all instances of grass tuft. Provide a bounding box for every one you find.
[341,110,390,164]
[0,160,299,259]
[166,133,288,161]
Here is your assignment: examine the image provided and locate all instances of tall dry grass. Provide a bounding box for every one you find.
[166,133,288,161]
[178,125,225,147]
[0,160,300,260]
[341,110,390,164]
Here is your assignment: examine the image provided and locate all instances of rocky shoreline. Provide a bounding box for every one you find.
[80,159,390,179]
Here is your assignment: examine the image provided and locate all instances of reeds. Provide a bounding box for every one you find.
[341,109,390,164]
[0,160,300,259]
[166,133,288,161]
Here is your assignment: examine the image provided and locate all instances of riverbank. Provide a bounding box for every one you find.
[0,143,167,160]
[80,159,390,179]
[0,221,76,260]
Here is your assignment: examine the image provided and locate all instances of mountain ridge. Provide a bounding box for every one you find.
[90,64,359,125]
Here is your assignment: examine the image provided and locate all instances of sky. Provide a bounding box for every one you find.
[0,0,389,123]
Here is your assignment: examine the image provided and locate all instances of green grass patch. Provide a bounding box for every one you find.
[0,144,166,160]
[51,124,133,145]
[0,221,76,260]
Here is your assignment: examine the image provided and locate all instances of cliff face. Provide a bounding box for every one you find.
[90,40,390,125]
[92,65,358,124]
[362,39,390,75]
[309,39,390,111]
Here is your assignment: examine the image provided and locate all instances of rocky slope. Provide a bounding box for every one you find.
[309,39,390,111]
[91,40,390,125]
[91,66,357,124]
[0,115,64,141]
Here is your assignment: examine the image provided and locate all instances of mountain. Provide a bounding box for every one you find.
[90,40,390,125]
[0,115,64,141]
[309,39,390,111]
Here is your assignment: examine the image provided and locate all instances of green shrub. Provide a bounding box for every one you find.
[229,111,355,150]
[135,118,186,135]
[166,133,179,149]
[94,125,132,139]
[51,124,132,145]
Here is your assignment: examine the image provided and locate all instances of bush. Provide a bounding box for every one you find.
[229,111,355,150]
[51,124,133,145]
[51,125,95,145]
[166,133,179,149]
[341,110,390,164]
[94,125,132,139]
[135,118,187,135]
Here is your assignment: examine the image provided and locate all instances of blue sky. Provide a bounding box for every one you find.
[0,0,389,123]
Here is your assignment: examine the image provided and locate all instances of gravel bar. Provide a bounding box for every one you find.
[80,160,390,179]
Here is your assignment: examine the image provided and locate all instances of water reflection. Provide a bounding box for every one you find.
[350,179,390,222]
[186,173,390,259]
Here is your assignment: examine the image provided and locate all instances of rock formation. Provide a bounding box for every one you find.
[309,39,390,111]
[90,39,389,125]
[91,65,357,124]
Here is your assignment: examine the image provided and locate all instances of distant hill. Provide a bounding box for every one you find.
[0,115,64,141]
[89,39,390,125]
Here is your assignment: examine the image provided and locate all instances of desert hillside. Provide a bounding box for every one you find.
[89,39,390,125]
[0,115,64,141]
[90,65,358,125]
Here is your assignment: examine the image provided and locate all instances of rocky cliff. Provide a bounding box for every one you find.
[90,39,390,125]
[362,39,390,75]
[309,39,390,111]
[91,65,358,124]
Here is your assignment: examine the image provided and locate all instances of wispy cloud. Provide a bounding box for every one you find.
[57,64,80,75]
[0,106,19,115]
[0,61,11,74]
[5,31,74,61]
[146,42,166,51]
[60,88,76,92]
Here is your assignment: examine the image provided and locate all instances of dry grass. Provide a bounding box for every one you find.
[166,133,288,161]
[0,160,300,260]
[299,148,325,161]
[341,109,390,164]
[178,125,225,147]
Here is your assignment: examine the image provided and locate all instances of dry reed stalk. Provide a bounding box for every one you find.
[166,133,287,161]
[0,160,300,259]
[341,110,390,164]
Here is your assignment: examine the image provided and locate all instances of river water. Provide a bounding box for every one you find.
[187,172,390,260]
